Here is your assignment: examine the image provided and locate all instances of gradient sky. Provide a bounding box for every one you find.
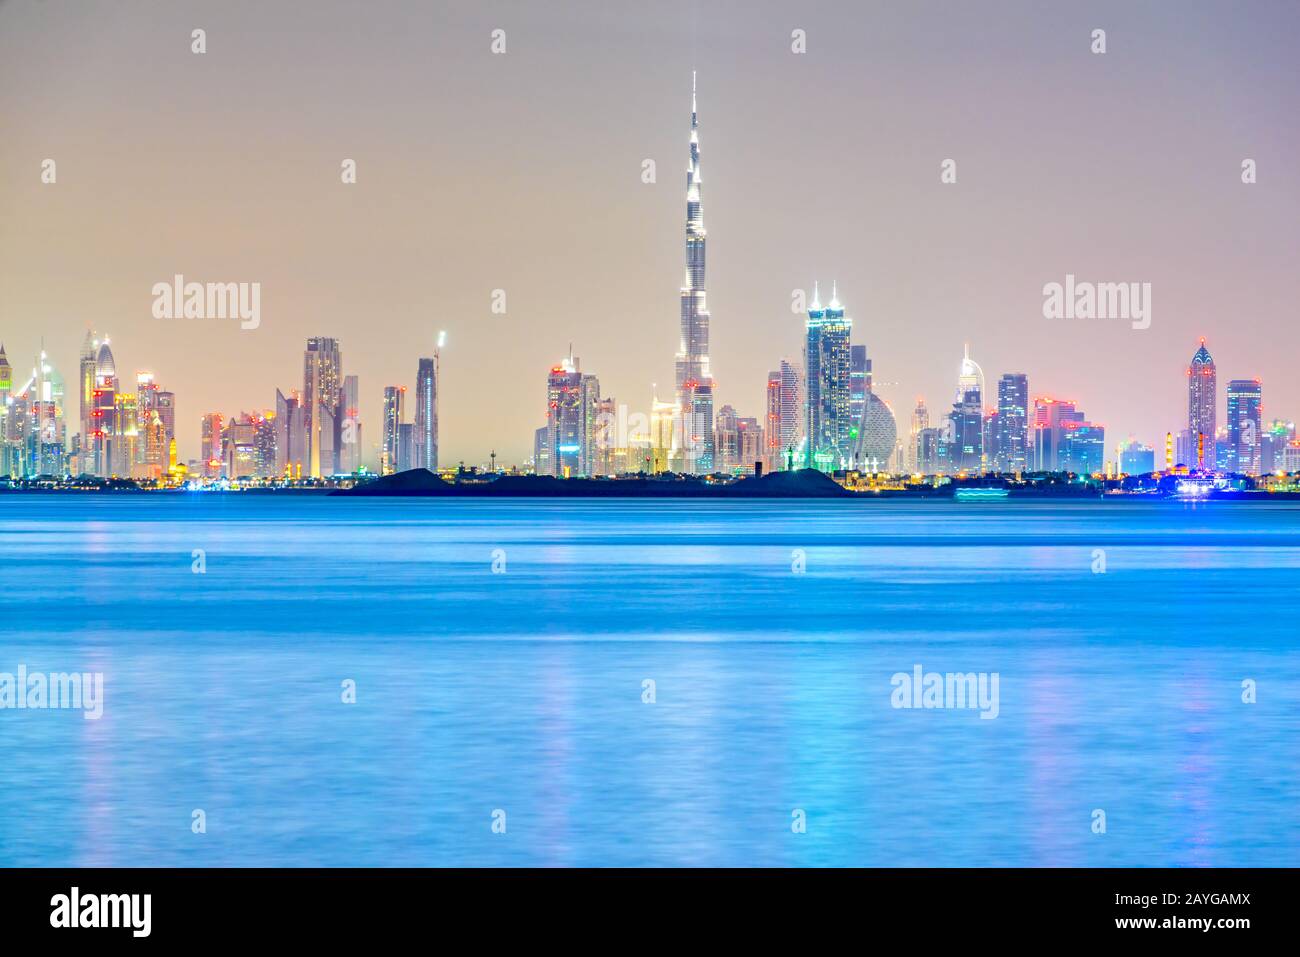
[3,0,1298,465]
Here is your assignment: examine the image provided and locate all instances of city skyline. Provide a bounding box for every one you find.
[3,1,1299,467]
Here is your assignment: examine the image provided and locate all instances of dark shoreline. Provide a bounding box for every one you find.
[4,468,1297,500]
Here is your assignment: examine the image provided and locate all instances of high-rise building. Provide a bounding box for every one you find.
[673,74,714,475]
[396,422,415,473]
[995,373,1029,473]
[736,416,763,474]
[1059,421,1106,475]
[413,356,438,472]
[546,351,586,477]
[339,374,361,473]
[765,359,803,471]
[1226,378,1263,476]
[91,339,119,476]
[579,373,603,477]
[917,426,942,474]
[715,404,740,473]
[381,386,406,475]
[0,344,11,476]
[275,388,307,478]
[764,372,782,472]
[533,426,551,476]
[804,283,853,470]
[1188,338,1216,469]
[78,330,99,455]
[1120,442,1156,475]
[849,344,872,440]
[1262,420,1295,474]
[304,337,342,477]
[200,413,224,479]
[945,346,984,473]
[909,399,929,472]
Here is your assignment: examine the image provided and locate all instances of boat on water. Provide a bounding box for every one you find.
[954,487,1010,502]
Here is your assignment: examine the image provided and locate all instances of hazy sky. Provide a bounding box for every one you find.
[3,0,1298,465]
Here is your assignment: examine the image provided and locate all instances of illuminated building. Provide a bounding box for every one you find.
[996,373,1029,472]
[532,426,551,476]
[303,337,342,477]
[78,330,99,457]
[253,412,277,477]
[222,414,260,480]
[852,393,897,472]
[917,426,942,474]
[945,345,984,472]
[91,340,119,476]
[1059,421,1106,475]
[1226,378,1263,476]
[579,373,602,477]
[1262,420,1295,473]
[983,411,999,472]
[414,355,437,472]
[804,282,853,470]
[736,416,763,474]
[764,372,781,472]
[673,74,714,475]
[275,389,307,478]
[339,374,362,473]
[200,412,224,479]
[1187,338,1216,469]
[0,343,12,476]
[715,404,739,473]
[396,422,415,473]
[765,359,803,471]
[114,391,139,476]
[546,351,585,477]
[909,399,929,472]
[1120,442,1156,475]
[850,344,872,436]
[381,385,406,474]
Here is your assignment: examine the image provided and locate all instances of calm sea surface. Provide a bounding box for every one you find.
[1,495,1297,867]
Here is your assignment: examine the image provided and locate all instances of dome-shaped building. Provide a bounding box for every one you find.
[852,392,897,471]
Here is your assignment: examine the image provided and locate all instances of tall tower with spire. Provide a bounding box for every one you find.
[673,73,715,474]
[1187,338,1216,469]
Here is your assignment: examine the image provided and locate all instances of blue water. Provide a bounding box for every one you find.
[1,495,1297,867]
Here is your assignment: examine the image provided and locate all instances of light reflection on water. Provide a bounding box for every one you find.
[1,495,1297,866]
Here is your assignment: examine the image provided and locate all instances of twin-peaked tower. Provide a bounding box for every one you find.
[673,73,714,473]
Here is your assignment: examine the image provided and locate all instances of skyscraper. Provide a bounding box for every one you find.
[1188,338,1216,469]
[200,412,223,479]
[673,73,714,475]
[736,416,763,474]
[381,385,406,475]
[413,355,438,473]
[715,404,740,473]
[91,339,119,477]
[339,374,362,473]
[909,398,929,473]
[1226,378,1263,476]
[304,337,342,477]
[849,344,872,438]
[996,373,1029,472]
[275,388,307,478]
[945,345,983,473]
[547,351,584,477]
[804,283,853,470]
[78,330,99,454]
